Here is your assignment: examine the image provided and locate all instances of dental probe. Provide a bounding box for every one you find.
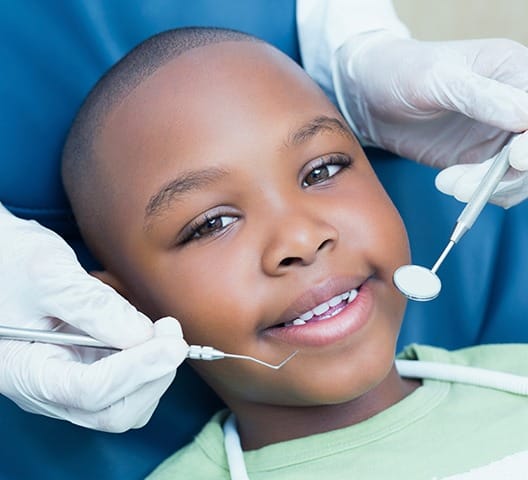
[0,325,297,370]
[394,140,513,302]
[187,345,298,370]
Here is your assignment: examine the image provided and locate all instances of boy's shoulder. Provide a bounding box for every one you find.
[146,410,230,480]
[401,343,528,375]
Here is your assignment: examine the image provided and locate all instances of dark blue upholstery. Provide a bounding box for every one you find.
[1,1,527,478]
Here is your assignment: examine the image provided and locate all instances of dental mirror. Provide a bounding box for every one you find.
[393,264,442,302]
[394,140,514,302]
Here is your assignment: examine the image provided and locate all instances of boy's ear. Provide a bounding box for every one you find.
[90,270,130,300]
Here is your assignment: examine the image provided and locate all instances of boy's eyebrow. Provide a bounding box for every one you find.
[144,167,229,226]
[143,116,351,228]
[286,115,353,147]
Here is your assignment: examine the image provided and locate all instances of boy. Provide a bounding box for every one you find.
[62,28,528,479]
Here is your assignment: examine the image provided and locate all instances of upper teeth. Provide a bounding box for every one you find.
[284,289,358,327]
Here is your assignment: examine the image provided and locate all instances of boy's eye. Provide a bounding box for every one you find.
[302,154,351,187]
[303,164,341,186]
[197,216,236,236]
[182,213,237,244]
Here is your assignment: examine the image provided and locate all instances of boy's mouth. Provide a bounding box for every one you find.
[263,280,373,348]
[280,288,358,327]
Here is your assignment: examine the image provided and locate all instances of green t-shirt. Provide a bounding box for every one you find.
[148,344,528,479]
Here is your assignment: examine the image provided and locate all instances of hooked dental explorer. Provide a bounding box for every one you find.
[393,139,513,302]
[0,325,298,370]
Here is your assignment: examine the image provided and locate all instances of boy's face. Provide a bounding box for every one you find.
[95,41,410,409]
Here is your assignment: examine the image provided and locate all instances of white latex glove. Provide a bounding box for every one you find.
[436,132,528,208]
[0,204,188,432]
[333,30,528,207]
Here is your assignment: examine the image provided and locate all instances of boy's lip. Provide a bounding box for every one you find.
[263,275,369,329]
[262,278,374,347]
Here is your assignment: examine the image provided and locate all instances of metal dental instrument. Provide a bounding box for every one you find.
[0,325,297,370]
[187,345,298,370]
[394,140,513,302]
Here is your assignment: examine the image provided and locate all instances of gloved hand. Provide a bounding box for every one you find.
[0,204,188,432]
[333,30,528,207]
[436,132,528,208]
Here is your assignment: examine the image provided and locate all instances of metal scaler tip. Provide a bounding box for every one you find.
[187,345,298,370]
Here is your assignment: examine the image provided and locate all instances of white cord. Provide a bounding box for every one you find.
[223,413,250,480]
[395,359,528,396]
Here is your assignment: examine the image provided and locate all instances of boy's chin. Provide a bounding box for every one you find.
[275,383,383,408]
[253,367,396,409]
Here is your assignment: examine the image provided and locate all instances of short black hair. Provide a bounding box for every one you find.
[62,27,259,258]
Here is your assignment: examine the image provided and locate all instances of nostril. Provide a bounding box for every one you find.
[278,239,333,268]
[279,256,301,267]
[317,239,333,251]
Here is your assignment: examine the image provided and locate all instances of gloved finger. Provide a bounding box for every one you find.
[509,131,528,171]
[435,163,476,200]
[435,160,497,202]
[433,68,528,132]
[436,160,528,208]
[23,370,176,432]
[37,266,153,348]
[452,161,494,203]
[41,318,187,412]
[65,371,176,432]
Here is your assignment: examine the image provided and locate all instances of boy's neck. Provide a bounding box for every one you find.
[230,364,420,451]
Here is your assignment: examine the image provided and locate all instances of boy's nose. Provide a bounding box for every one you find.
[261,212,338,275]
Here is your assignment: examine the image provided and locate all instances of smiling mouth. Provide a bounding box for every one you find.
[276,288,359,328]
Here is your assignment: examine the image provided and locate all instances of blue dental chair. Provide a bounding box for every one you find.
[1,1,528,478]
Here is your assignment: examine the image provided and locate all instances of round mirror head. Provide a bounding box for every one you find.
[393,264,441,302]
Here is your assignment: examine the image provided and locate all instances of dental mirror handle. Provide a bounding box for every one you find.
[449,144,511,245]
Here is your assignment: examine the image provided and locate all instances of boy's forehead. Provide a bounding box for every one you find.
[98,40,336,165]
[107,40,328,123]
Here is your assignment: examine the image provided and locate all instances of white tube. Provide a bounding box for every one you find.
[223,413,250,480]
[396,359,528,396]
